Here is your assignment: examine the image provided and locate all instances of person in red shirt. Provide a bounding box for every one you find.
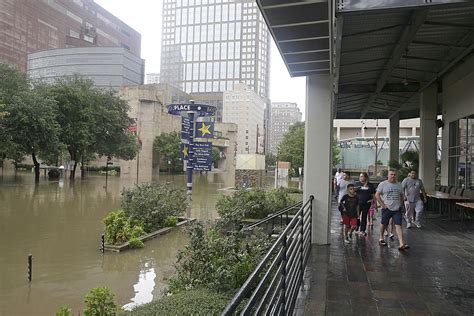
[339,184,360,244]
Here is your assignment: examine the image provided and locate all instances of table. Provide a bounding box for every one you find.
[425,190,474,218]
[455,202,474,223]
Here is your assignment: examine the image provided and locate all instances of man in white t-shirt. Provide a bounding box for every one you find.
[333,168,343,199]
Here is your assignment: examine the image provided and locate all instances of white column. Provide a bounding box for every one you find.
[420,84,437,191]
[389,113,400,163]
[304,74,332,245]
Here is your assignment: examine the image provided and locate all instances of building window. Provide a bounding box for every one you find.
[448,115,474,189]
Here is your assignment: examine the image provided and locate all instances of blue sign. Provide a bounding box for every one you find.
[192,142,212,171]
[195,121,214,138]
[168,103,217,116]
[181,117,190,140]
[179,143,189,161]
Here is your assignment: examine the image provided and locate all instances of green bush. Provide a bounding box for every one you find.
[121,183,187,232]
[84,287,117,316]
[15,163,34,170]
[99,169,118,176]
[163,215,178,227]
[168,222,273,293]
[128,237,144,249]
[103,210,144,245]
[216,188,297,227]
[122,288,233,316]
[55,306,72,316]
[87,165,120,172]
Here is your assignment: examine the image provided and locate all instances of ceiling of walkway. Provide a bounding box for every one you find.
[257,0,474,119]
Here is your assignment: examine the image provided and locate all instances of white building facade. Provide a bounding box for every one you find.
[223,83,265,154]
[146,73,160,84]
[269,102,302,155]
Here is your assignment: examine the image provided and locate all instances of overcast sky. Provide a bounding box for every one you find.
[95,0,307,119]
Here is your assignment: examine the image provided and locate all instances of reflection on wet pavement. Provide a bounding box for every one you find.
[296,202,474,315]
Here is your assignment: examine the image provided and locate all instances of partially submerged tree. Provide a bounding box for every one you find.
[153,132,182,172]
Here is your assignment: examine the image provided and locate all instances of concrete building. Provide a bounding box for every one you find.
[146,73,160,84]
[27,47,144,90]
[160,0,271,121]
[269,102,302,155]
[0,0,141,72]
[223,83,265,154]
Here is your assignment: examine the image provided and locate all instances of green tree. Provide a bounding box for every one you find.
[211,147,220,167]
[83,287,116,316]
[45,76,137,179]
[278,122,305,175]
[153,131,182,172]
[2,91,60,182]
[333,136,342,166]
[265,153,276,167]
[0,64,28,169]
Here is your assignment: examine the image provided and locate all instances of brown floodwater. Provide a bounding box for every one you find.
[0,170,249,316]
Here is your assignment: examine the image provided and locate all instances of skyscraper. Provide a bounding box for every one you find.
[160,0,271,121]
[270,102,302,155]
[0,0,141,72]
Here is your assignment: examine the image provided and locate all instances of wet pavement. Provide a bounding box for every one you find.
[296,203,474,315]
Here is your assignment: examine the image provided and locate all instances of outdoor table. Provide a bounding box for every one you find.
[426,190,474,218]
[455,202,474,223]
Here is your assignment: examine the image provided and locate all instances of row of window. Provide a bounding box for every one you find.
[174,4,243,25]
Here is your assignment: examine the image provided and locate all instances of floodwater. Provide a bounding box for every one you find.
[0,170,249,316]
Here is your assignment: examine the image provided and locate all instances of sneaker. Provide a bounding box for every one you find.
[384,231,388,236]
[389,234,395,240]
[344,238,351,244]
[414,221,421,228]
[407,222,412,229]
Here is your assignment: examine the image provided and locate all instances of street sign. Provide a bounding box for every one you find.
[195,121,214,138]
[192,142,212,171]
[168,103,217,116]
[181,116,190,140]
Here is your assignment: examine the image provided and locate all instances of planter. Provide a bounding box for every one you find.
[104,217,195,252]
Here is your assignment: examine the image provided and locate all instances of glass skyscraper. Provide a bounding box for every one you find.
[160,0,270,120]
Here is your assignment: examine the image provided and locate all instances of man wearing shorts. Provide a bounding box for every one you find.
[375,169,409,250]
[340,184,359,244]
[401,169,427,228]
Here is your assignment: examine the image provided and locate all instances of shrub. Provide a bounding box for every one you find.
[216,188,297,227]
[163,215,178,227]
[128,237,144,249]
[121,183,187,232]
[168,222,273,293]
[84,287,116,316]
[122,288,233,316]
[55,306,72,316]
[87,166,120,172]
[103,210,144,245]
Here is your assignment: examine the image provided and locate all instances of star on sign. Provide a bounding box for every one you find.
[198,122,212,136]
[182,145,188,158]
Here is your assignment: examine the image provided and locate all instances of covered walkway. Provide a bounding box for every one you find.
[295,204,474,315]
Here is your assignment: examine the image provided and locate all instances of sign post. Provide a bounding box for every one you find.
[168,101,216,196]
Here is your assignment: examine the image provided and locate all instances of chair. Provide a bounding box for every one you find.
[462,190,474,199]
[436,185,442,191]
[447,186,455,194]
[455,188,464,196]
[440,186,447,193]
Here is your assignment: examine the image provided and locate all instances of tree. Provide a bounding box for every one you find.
[212,147,220,167]
[265,153,276,167]
[153,132,182,172]
[0,64,29,169]
[278,122,305,175]
[333,137,342,166]
[3,91,60,182]
[45,76,138,180]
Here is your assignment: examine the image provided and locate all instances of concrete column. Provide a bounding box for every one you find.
[389,113,400,163]
[420,84,437,191]
[303,74,332,245]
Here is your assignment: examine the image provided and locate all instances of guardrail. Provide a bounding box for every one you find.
[241,201,303,233]
[221,196,314,315]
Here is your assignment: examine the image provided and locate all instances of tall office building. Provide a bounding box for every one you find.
[146,73,161,84]
[160,0,271,121]
[223,83,265,154]
[0,0,141,72]
[270,102,302,155]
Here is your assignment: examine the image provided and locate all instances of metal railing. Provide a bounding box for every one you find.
[222,196,314,316]
[241,201,303,234]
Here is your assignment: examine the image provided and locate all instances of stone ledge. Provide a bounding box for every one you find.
[104,217,195,252]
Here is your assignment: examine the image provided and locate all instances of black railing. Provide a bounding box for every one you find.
[241,201,303,234]
[221,196,314,315]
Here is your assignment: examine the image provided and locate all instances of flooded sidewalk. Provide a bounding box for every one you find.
[296,204,474,315]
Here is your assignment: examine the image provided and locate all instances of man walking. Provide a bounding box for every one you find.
[333,168,343,200]
[337,172,354,224]
[376,169,409,251]
[401,169,427,228]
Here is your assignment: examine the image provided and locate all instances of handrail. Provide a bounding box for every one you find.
[221,195,314,315]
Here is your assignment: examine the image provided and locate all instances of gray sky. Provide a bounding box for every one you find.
[95,0,306,118]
